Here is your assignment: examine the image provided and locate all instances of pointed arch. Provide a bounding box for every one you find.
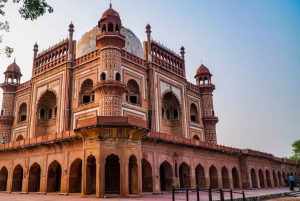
[232,167,239,188]
[18,102,27,122]
[179,162,190,188]
[251,168,258,188]
[12,164,23,192]
[47,160,62,192]
[0,166,8,191]
[278,171,282,186]
[266,169,271,187]
[195,164,205,188]
[273,170,278,187]
[79,79,94,105]
[105,154,120,194]
[259,169,265,188]
[221,166,230,189]
[126,79,141,106]
[16,135,24,141]
[159,160,173,191]
[28,162,41,192]
[190,103,198,123]
[69,158,82,193]
[129,155,138,194]
[209,165,218,189]
[142,158,153,192]
[86,155,96,195]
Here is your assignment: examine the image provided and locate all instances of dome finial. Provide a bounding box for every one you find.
[110,0,112,8]
[14,57,16,63]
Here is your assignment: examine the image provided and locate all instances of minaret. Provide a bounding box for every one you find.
[94,3,126,116]
[195,64,218,144]
[0,60,22,141]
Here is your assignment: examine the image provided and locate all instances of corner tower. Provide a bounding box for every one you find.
[0,60,22,141]
[195,64,218,144]
[94,3,126,116]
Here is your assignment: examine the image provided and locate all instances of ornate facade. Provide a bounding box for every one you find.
[0,4,298,198]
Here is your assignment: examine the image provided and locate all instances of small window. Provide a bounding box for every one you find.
[83,95,91,104]
[173,109,179,120]
[166,110,170,120]
[129,96,137,104]
[115,72,121,81]
[101,72,106,80]
[40,108,45,119]
[48,109,52,119]
[191,115,196,122]
[0,110,3,116]
[116,25,119,32]
[102,24,106,32]
[162,108,165,118]
[20,115,26,121]
[108,23,113,32]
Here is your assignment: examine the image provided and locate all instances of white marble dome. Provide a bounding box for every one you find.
[76,26,143,59]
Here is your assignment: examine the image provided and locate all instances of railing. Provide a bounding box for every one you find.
[122,50,146,67]
[172,186,245,201]
[0,131,77,150]
[33,54,68,76]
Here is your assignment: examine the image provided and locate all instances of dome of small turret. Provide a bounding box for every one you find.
[195,64,210,75]
[6,60,21,73]
[101,5,120,20]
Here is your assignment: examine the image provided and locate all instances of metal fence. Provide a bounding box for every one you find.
[172,185,245,201]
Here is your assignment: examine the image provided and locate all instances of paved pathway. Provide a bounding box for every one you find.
[0,187,299,201]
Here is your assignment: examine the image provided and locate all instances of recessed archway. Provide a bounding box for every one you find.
[209,165,218,189]
[0,166,8,191]
[259,169,265,188]
[221,166,230,189]
[105,154,120,194]
[28,162,41,192]
[47,160,62,192]
[266,169,271,187]
[232,167,239,188]
[195,164,206,188]
[69,158,82,193]
[273,170,278,187]
[142,158,153,192]
[86,155,96,195]
[129,155,138,194]
[278,171,282,186]
[179,162,190,188]
[12,164,23,192]
[251,168,258,188]
[159,161,173,191]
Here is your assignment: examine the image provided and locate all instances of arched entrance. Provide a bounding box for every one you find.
[195,164,205,188]
[278,171,282,186]
[159,161,173,191]
[209,165,218,189]
[266,169,271,187]
[251,168,258,188]
[232,167,239,188]
[12,164,23,192]
[142,158,153,192]
[105,154,120,194]
[273,170,278,187]
[69,158,82,193]
[28,162,41,192]
[129,155,138,194]
[86,155,96,195]
[179,162,190,188]
[259,169,265,188]
[47,160,62,192]
[221,166,230,189]
[0,166,8,191]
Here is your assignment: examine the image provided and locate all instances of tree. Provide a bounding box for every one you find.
[0,0,53,57]
[289,139,300,162]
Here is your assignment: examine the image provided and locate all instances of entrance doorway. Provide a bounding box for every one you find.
[28,163,41,192]
[12,164,23,192]
[159,161,173,191]
[105,154,120,194]
[47,160,61,192]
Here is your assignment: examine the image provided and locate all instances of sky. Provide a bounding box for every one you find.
[0,0,299,158]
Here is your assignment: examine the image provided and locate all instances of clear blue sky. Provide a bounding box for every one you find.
[1,0,299,157]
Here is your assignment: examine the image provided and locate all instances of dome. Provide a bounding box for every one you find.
[76,26,143,59]
[101,7,120,20]
[6,60,21,73]
[196,64,210,75]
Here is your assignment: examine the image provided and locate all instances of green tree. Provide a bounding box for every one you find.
[290,139,300,162]
[0,0,53,57]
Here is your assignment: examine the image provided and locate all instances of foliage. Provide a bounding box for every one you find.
[0,0,53,57]
[289,139,300,162]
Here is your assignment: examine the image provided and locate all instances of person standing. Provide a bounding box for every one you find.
[289,174,295,190]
